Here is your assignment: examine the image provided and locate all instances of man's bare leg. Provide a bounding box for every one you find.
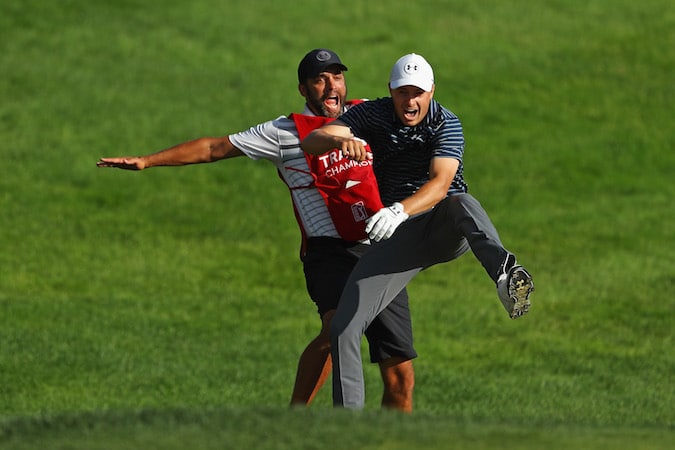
[379,357,415,413]
[291,310,415,411]
[290,310,334,405]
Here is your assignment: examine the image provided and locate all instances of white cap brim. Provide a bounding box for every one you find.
[389,77,434,92]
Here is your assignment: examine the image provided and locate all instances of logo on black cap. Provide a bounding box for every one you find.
[316,50,332,62]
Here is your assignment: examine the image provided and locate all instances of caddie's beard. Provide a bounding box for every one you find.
[307,91,347,118]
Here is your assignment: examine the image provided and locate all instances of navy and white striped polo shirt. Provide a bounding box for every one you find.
[338,98,468,206]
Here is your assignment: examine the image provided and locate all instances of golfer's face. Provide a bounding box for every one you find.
[390,85,434,127]
[302,66,347,118]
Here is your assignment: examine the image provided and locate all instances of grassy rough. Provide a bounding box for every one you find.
[0,0,673,447]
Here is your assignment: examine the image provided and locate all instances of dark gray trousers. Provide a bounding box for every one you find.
[330,193,509,408]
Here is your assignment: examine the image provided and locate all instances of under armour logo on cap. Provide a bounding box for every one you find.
[389,53,434,92]
[404,64,419,73]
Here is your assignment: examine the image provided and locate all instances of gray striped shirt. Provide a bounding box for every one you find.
[229,108,340,239]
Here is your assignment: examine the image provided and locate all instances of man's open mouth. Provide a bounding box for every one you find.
[324,96,339,108]
[403,108,418,120]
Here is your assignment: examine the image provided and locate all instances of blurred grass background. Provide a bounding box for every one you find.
[0,0,672,448]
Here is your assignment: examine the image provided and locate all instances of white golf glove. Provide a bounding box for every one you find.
[365,202,409,242]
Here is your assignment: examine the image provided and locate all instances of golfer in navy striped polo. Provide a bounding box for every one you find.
[301,53,535,409]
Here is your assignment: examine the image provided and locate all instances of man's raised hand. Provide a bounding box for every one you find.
[96,157,146,170]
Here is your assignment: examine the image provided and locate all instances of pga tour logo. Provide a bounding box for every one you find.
[351,201,368,222]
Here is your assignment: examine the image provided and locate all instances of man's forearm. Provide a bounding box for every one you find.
[300,129,339,155]
[399,180,450,216]
[399,158,459,215]
[98,136,242,171]
[141,138,218,168]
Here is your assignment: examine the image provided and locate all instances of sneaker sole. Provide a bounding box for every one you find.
[509,267,534,319]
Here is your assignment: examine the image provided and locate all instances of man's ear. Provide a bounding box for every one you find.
[298,83,307,98]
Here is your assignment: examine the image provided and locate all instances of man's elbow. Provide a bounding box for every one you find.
[430,179,455,206]
[300,132,323,155]
[437,190,451,205]
[299,139,311,154]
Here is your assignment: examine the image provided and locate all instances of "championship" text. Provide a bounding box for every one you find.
[318,150,374,177]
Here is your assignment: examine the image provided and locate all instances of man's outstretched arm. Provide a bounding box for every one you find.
[97,136,244,170]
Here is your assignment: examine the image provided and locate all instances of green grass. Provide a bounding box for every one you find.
[1,0,673,448]
[1,409,672,450]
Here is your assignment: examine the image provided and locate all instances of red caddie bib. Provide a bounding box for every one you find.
[289,108,383,242]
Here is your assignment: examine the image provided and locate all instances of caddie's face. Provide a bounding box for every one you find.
[299,66,347,118]
[389,84,435,127]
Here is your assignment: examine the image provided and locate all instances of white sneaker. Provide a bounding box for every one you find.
[496,256,534,319]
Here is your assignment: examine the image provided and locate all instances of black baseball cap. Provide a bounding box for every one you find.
[297,49,348,83]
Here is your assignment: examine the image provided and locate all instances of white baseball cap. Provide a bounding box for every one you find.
[389,53,434,92]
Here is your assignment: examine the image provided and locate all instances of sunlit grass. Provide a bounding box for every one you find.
[0,0,672,447]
